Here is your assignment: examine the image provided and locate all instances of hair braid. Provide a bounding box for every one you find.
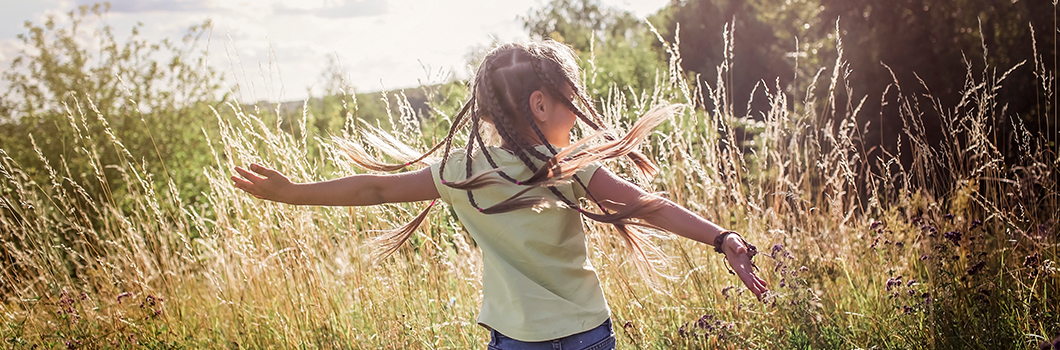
[438,49,503,185]
[476,67,530,185]
[510,60,585,210]
[342,96,473,172]
[368,96,479,262]
[526,56,612,212]
[463,62,541,211]
[435,97,473,179]
[487,78,544,173]
[464,121,481,210]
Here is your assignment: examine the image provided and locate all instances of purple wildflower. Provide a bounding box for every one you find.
[771,244,783,259]
[967,260,986,275]
[885,276,902,292]
[943,231,962,246]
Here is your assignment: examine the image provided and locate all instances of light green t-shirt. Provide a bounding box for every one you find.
[430,145,608,342]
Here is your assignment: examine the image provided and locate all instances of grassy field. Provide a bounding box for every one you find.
[1,32,1058,349]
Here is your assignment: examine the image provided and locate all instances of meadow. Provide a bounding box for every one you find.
[1,16,1059,350]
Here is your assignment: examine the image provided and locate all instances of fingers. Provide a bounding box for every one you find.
[250,163,279,178]
[232,164,267,196]
[737,266,767,299]
[729,251,769,300]
[234,165,263,182]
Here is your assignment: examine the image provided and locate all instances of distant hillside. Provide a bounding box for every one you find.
[254,86,433,123]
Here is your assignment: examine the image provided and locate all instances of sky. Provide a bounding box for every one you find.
[0,0,670,103]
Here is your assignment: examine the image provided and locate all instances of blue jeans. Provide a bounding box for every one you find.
[487,319,616,350]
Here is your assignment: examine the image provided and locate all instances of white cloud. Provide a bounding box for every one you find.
[75,0,217,13]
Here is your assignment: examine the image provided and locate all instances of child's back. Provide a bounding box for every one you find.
[433,145,606,341]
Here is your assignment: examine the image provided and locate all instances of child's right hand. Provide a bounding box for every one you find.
[231,164,293,203]
[720,236,769,300]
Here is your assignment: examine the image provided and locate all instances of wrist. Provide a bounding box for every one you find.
[713,230,739,254]
[276,183,300,204]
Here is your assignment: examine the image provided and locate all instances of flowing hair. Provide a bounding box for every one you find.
[339,41,681,282]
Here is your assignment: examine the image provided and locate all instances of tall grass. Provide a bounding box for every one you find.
[1,26,1057,349]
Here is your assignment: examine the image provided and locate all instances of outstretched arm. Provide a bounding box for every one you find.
[232,164,439,206]
[587,167,769,299]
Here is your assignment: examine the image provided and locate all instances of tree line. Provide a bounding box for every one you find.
[525,0,1057,173]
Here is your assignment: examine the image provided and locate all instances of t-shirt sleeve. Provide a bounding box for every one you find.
[430,159,453,205]
[572,161,603,199]
[429,149,468,205]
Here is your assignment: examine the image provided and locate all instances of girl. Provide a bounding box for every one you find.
[232,41,767,350]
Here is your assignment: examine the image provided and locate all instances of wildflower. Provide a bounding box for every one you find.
[911,217,922,225]
[943,231,962,246]
[906,279,916,287]
[970,219,982,230]
[770,243,783,259]
[140,295,158,310]
[798,266,809,273]
[695,314,714,330]
[59,291,74,306]
[895,241,904,249]
[117,292,132,303]
[967,260,986,275]
[64,339,82,350]
[944,213,955,220]
[885,276,902,292]
[871,220,883,230]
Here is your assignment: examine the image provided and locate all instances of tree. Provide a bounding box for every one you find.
[0,3,225,211]
[816,0,1057,163]
[522,0,668,104]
